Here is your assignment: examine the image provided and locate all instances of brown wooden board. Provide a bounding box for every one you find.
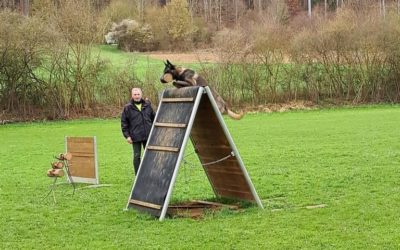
[191,95,255,201]
[65,137,98,184]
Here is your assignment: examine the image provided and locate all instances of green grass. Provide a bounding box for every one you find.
[1,106,400,249]
[95,45,163,80]
[96,45,209,79]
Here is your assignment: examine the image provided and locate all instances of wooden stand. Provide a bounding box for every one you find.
[44,153,76,203]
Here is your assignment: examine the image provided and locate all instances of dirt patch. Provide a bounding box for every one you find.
[167,200,240,219]
[144,51,218,64]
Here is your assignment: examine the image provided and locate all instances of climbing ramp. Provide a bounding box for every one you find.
[126,86,263,221]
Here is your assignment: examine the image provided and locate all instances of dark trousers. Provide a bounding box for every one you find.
[132,141,147,175]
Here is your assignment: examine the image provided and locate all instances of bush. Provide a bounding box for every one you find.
[0,11,54,116]
[162,0,196,50]
[106,19,156,52]
[207,7,400,107]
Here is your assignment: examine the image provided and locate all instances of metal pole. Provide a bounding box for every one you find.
[94,136,99,185]
[159,87,205,221]
[308,0,312,17]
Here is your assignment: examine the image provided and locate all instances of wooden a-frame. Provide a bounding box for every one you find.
[126,86,263,221]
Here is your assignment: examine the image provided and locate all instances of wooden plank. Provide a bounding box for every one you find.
[191,200,239,209]
[210,181,252,192]
[147,145,180,153]
[67,152,94,157]
[215,188,255,200]
[154,122,187,128]
[195,144,231,150]
[162,97,194,103]
[129,199,161,210]
[205,167,243,175]
[207,172,249,187]
[69,156,96,178]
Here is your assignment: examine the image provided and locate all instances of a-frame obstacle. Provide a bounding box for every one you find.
[126,86,263,221]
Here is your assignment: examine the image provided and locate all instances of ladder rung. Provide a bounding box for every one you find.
[130,199,161,210]
[147,145,180,152]
[155,122,187,128]
[161,97,194,103]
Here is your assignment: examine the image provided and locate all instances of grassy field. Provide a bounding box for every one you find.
[1,105,399,249]
[96,45,205,78]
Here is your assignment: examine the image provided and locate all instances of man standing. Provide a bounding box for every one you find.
[121,88,155,175]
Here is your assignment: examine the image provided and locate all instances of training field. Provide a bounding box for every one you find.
[0,106,399,249]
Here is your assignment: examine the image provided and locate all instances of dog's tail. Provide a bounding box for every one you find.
[227,109,244,120]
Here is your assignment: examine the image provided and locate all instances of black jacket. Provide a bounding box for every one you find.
[121,99,155,142]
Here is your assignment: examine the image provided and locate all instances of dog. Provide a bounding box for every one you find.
[160,60,243,120]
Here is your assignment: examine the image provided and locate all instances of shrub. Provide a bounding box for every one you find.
[106,19,156,52]
[0,10,54,116]
[163,0,196,50]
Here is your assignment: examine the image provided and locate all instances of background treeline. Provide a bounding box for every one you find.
[1,0,400,121]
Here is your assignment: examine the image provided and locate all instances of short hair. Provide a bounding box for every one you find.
[131,88,142,95]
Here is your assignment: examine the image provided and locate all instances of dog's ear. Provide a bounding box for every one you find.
[166,60,176,69]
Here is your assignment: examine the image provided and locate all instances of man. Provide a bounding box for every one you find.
[121,88,155,175]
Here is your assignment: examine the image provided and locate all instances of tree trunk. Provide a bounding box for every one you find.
[382,0,386,18]
[398,0,400,15]
[138,0,145,22]
[23,0,29,16]
[235,0,238,24]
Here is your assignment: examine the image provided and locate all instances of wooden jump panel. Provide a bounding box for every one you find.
[190,95,256,202]
[147,145,180,153]
[162,97,194,103]
[129,87,202,215]
[215,188,255,201]
[68,156,96,178]
[66,137,97,180]
[129,199,161,210]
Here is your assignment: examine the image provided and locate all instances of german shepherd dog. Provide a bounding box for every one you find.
[160,60,243,120]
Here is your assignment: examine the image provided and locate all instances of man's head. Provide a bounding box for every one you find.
[131,88,142,102]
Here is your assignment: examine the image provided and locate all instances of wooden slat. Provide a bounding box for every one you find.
[67,152,94,157]
[191,200,239,209]
[205,168,243,175]
[147,145,180,152]
[215,188,255,200]
[155,122,187,128]
[161,97,194,103]
[130,199,161,210]
[207,173,249,187]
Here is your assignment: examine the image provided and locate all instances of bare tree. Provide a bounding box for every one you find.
[138,0,145,21]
